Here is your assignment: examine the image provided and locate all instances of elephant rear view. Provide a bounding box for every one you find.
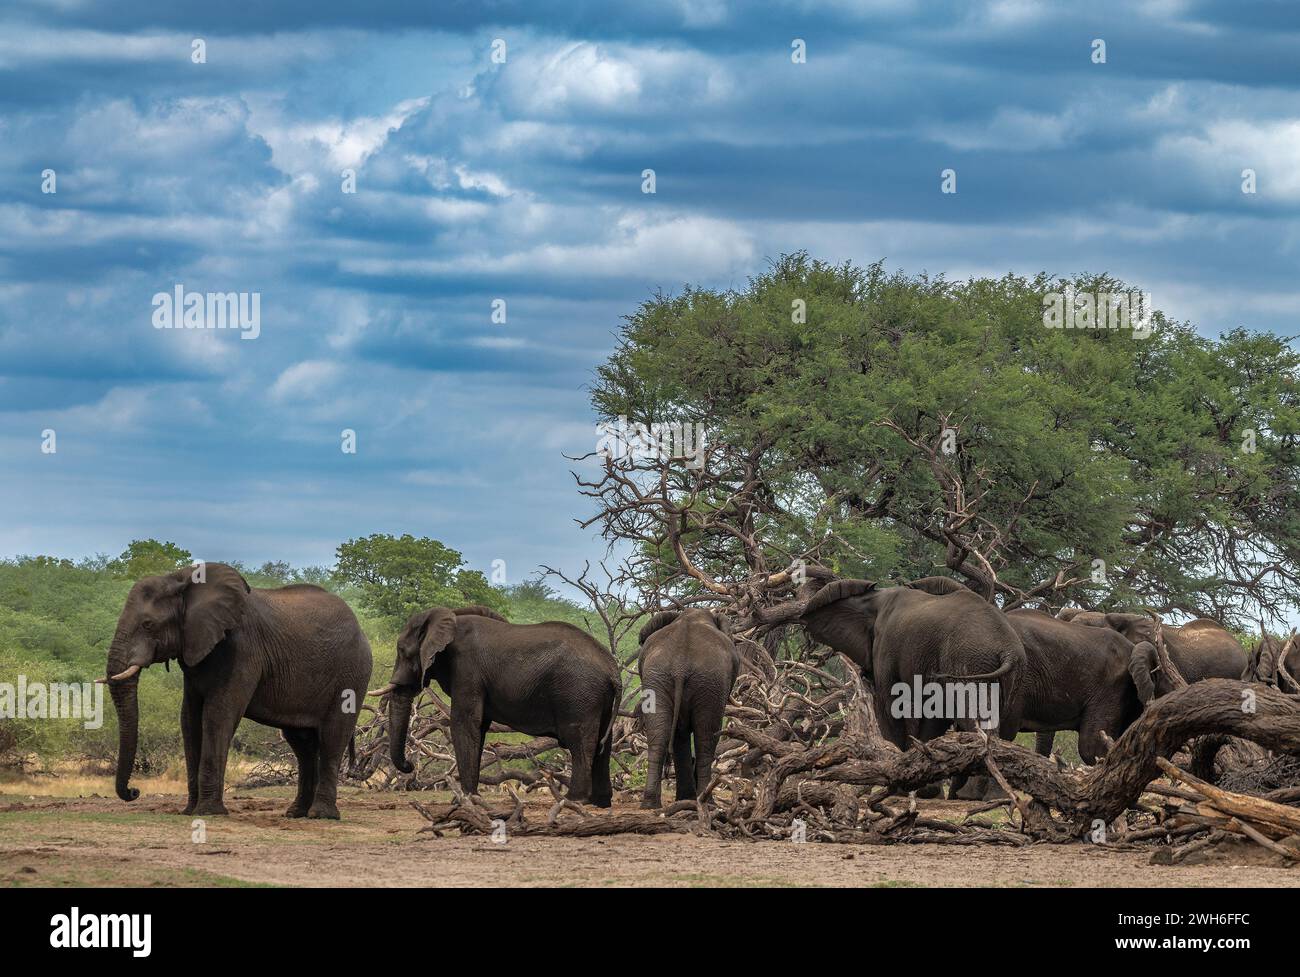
[372,606,620,807]
[800,578,1026,746]
[636,608,741,809]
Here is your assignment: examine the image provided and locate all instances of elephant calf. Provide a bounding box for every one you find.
[372,606,620,806]
[636,608,741,809]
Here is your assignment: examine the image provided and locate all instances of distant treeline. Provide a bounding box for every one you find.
[0,535,602,772]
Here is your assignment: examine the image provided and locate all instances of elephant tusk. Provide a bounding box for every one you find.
[367,682,397,697]
[98,664,142,684]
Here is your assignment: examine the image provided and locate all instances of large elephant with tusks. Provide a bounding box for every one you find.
[103,563,372,819]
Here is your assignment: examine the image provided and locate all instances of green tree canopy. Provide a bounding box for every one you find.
[587,253,1300,627]
[334,534,504,624]
[106,539,193,579]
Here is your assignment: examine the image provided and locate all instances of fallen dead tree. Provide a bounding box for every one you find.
[414,678,1300,855]
[1150,757,1300,862]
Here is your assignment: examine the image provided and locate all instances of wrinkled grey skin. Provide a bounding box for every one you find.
[104,563,372,819]
[903,577,1036,799]
[1056,609,1248,699]
[379,606,619,807]
[1004,609,1153,763]
[636,608,741,809]
[801,578,1026,799]
[1249,635,1299,693]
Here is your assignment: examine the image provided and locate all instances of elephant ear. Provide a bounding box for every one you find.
[1105,612,1145,636]
[418,608,459,682]
[453,605,508,622]
[1128,641,1158,704]
[178,563,250,667]
[906,575,968,596]
[800,579,876,668]
[639,610,680,645]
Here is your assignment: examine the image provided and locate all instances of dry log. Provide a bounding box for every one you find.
[1156,757,1300,834]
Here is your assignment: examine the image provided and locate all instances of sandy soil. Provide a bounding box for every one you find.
[1,780,1297,887]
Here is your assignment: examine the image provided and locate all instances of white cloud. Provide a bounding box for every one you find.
[1160,119,1300,200]
[341,211,757,284]
[269,360,342,401]
[245,95,430,175]
[494,41,732,118]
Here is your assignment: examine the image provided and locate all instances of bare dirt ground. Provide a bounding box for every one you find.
[1,777,1297,887]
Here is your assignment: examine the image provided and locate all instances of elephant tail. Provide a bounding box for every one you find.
[676,675,686,737]
[348,735,356,766]
[598,678,618,752]
[668,674,685,743]
[934,648,1018,683]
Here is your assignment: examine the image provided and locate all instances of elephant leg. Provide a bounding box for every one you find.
[640,692,671,809]
[564,721,595,804]
[193,702,242,816]
[915,717,947,799]
[671,723,696,802]
[691,714,721,801]
[590,714,613,809]
[309,711,351,820]
[448,698,486,796]
[1035,730,1055,756]
[1077,720,1110,766]
[180,684,203,816]
[282,727,319,818]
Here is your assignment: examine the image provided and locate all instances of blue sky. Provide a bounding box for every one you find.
[1,1,1296,584]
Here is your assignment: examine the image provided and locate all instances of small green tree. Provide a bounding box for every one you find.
[334,534,504,624]
[106,540,193,579]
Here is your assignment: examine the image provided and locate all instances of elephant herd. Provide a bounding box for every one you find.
[99,563,1256,819]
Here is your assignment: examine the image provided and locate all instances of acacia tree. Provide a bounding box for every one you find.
[334,534,503,624]
[584,253,1300,630]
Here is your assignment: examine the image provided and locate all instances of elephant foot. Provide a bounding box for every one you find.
[307,802,340,820]
[181,803,197,816]
[591,794,613,809]
[914,783,943,800]
[191,801,229,816]
[639,796,662,810]
[282,803,310,819]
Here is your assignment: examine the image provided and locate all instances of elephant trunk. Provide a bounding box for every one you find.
[388,688,416,774]
[1253,640,1276,685]
[107,640,141,802]
[1129,641,1157,704]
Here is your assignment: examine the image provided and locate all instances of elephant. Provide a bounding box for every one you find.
[1004,608,1154,763]
[1250,634,1299,693]
[636,608,741,809]
[1055,609,1248,699]
[799,578,1026,798]
[102,563,372,819]
[371,605,620,807]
